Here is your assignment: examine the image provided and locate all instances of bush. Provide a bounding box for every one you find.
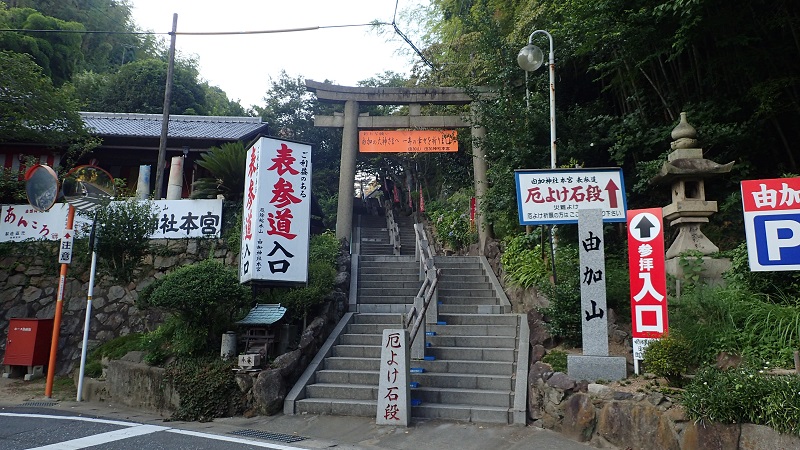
[425,188,477,251]
[501,231,550,289]
[92,198,158,282]
[725,242,800,301]
[683,366,800,435]
[137,259,250,358]
[542,350,568,372]
[164,357,241,422]
[642,333,692,387]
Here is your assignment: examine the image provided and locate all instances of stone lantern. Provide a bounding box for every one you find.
[651,112,734,284]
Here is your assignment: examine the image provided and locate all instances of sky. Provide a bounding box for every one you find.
[129,0,429,108]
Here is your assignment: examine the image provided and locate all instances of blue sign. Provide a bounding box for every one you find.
[750,213,800,269]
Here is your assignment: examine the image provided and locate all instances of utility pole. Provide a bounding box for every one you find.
[154,13,177,199]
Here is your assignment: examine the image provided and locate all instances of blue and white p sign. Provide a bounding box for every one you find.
[752,214,800,270]
[742,177,800,272]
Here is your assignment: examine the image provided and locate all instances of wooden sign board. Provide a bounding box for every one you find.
[359,130,458,153]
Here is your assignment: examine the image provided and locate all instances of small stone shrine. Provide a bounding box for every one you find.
[236,303,288,359]
[651,112,734,285]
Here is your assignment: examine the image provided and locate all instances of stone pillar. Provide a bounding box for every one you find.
[336,99,359,242]
[470,102,491,255]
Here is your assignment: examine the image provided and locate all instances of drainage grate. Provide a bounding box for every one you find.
[20,401,58,407]
[229,429,307,443]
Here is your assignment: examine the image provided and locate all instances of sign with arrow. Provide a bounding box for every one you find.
[515,168,627,225]
[627,208,668,372]
[58,229,74,264]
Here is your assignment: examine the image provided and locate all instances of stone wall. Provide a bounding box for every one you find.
[0,238,237,375]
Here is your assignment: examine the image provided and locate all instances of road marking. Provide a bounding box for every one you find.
[1,412,312,450]
[26,424,168,449]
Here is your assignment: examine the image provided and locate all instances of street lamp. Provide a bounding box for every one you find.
[518,30,558,284]
[518,29,556,170]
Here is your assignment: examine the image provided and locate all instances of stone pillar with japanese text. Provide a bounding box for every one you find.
[567,209,627,382]
[376,329,410,426]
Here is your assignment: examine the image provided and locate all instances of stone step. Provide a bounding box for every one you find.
[295,398,376,417]
[425,324,517,337]
[333,344,381,358]
[315,369,378,385]
[416,359,513,376]
[360,280,423,289]
[359,268,419,276]
[438,268,486,276]
[411,403,511,424]
[338,333,382,346]
[324,356,379,371]
[356,296,415,305]
[360,255,416,263]
[426,335,516,348]
[305,383,377,401]
[358,287,421,297]
[352,313,404,325]
[438,277,490,286]
[346,323,408,334]
[410,372,512,390]
[425,346,516,362]
[438,304,504,314]
[437,297,500,305]
[438,288,497,298]
[437,314,519,326]
[357,304,412,314]
[412,387,512,408]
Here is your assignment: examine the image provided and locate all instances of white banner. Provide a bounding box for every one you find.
[0,199,223,242]
[240,137,312,286]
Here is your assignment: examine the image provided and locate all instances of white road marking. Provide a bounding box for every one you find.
[25,424,168,449]
[1,412,311,450]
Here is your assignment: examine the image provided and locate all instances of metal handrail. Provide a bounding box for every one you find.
[386,209,401,255]
[405,222,440,358]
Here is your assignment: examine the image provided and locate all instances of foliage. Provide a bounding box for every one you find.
[256,231,339,325]
[542,350,567,373]
[683,366,800,435]
[0,50,91,147]
[164,357,241,422]
[84,333,144,377]
[724,242,800,300]
[425,188,477,251]
[500,231,549,288]
[642,333,692,387]
[137,259,250,358]
[677,249,705,292]
[670,286,800,368]
[91,198,158,282]
[191,142,247,201]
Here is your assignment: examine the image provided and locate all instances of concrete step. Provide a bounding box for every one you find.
[438,288,497,298]
[333,345,381,358]
[339,333,382,346]
[426,335,516,348]
[357,304,412,314]
[411,387,512,408]
[425,346,516,362]
[356,296,414,305]
[359,280,422,289]
[411,403,510,424]
[315,369,378,385]
[411,372,513,390]
[324,357,379,371]
[352,313,404,325]
[295,398,376,417]
[438,277,490,286]
[360,255,416,263]
[347,323,408,334]
[438,268,486,276]
[414,359,513,376]
[438,297,500,305]
[305,383,377,401]
[359,268,419,276]
[438,304,504,314]
[426,324,517,337]
[438,314,519,326]
[358,288,420,297]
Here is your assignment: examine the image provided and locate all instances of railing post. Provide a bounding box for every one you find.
[411,296,426,360]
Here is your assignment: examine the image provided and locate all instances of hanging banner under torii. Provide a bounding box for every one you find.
[359,130,458,153]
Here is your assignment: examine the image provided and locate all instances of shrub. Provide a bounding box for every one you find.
[425,188,477,251]
[682,366,800,435]
[92,198,158,282]
[164,357,241,422]
[542,350,568,372]
[137,259,250,358]
[501,231,549,289]
[642,333,692,387]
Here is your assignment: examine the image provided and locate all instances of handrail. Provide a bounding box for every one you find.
[386,209,401,255]
[405,222,441,359]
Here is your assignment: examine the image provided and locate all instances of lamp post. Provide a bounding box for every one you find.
[518,30,558,283]
[517,29,556,170]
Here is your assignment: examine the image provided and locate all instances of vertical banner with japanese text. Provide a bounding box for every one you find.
[240,137,312,286]
[376,329,410,426]
[627,208,668,362]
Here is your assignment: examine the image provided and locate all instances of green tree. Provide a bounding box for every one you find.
[191,142,247,201]
[92,197,158,282]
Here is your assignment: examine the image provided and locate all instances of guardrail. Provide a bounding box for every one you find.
[405,222,441,360]
[386,209,401,256]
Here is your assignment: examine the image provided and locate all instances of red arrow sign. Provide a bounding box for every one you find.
[605,179,620,208]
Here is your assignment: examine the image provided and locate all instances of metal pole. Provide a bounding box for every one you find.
[76,250,97,401]
[45,204,74,397]
[154,13,177,200]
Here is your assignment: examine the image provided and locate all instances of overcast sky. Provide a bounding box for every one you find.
[129,0,429,108]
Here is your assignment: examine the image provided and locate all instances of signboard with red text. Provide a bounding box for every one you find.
[627,208,669,361]
[515,168,627,225]
[359,130,457,153]
[741,177,800,271]
[240,137,312,286]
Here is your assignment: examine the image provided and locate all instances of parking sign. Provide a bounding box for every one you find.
[741,177,800,271]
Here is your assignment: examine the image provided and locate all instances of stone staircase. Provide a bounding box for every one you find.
[285,214,527,424]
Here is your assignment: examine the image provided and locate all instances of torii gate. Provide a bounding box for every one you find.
[306,80,491,254]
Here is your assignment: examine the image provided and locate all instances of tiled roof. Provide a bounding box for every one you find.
[236,304,287,326]
[80,112,267,140]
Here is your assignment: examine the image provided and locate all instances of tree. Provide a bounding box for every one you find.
[0,50,90,146]
[190,142,247,202]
